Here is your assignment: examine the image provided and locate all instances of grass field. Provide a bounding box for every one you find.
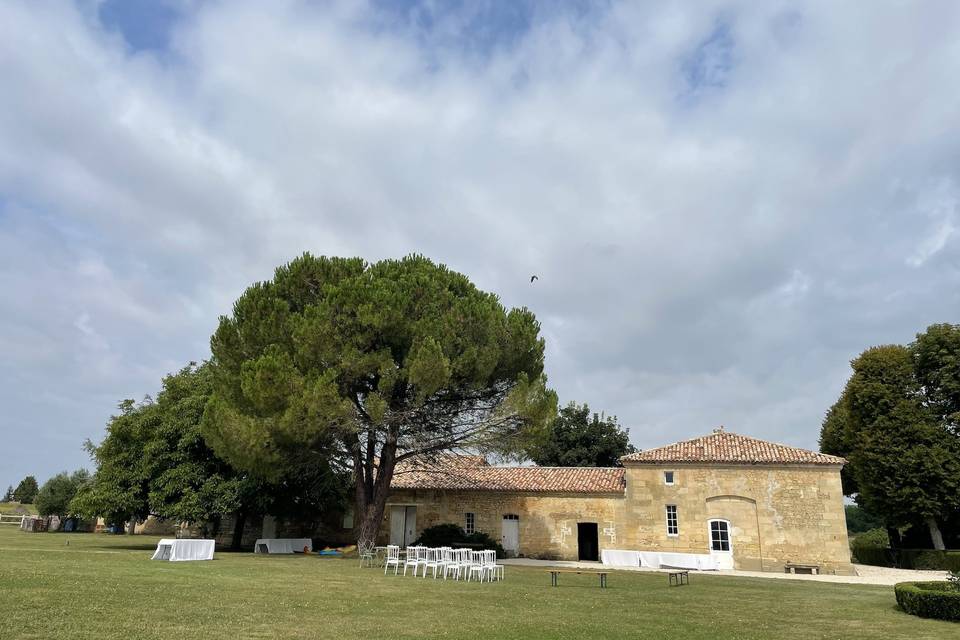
[0,528,955,639]
[0,502,36,515]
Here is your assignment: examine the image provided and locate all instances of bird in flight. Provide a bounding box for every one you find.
[530,275,539,283]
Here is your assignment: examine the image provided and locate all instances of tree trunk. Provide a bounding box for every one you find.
[231,511,247,550]
[926,517,946,551]
[354,438,399,550]
[203,515,222,540]
[126,520,136,535]
[886,526,902,549]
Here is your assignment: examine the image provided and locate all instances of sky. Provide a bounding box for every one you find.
[1,0,959,489]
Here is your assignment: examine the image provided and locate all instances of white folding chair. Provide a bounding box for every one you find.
[443,547,457,578]
[485,550,504,581]
[359,542,376,568]
[403,546,420,576]
[384,545,401,575]
[423,547,446,578]
[444,548,464,580]
[467,550,488,582]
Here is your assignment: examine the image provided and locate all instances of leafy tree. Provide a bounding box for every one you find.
[844,504,885,535]
[819,394,859,496]
[2,486,13,502]
[35,470,89,518]
[912,323,960,435]
[71,399,155,529]
[75,363,345,546]
[13,476,39,503]
[820,343,960,550]
[202,254,557,548]
[527,402,636,467]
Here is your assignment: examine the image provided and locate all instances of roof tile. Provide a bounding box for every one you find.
[392,455,625,494]
[620,429,846,466]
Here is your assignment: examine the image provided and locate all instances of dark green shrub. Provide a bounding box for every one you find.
[413,523,505,557]
[412,523,466,547]
[464,532,505,557]
[844,505,885,534]
[900,549,960,572]
[914,550,948,571]
[894,581,960,621]
[850,528,890,565]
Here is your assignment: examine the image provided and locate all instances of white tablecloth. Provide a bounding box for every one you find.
[600,549,641,567]
[151,539,215,562]
[638,551,720,571]
[254,538,313,554]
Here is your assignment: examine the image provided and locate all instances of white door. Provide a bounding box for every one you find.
[404,506,417,546]
[708,519,734,570]
[501,515,519,555]
[390,507,405,546]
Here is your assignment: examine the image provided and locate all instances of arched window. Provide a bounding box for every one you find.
[708,519,731,552]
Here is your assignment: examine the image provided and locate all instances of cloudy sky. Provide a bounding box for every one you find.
[2,0,959,488]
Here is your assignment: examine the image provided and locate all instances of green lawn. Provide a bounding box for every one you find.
[0,502,36,515]
[0,528,954,639]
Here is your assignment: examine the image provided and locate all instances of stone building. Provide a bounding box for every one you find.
[381,428,854,574]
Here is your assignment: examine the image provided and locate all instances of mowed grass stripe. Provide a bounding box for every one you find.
[0,528,954,639]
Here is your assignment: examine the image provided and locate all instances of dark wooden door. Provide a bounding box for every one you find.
[577,522,599,561]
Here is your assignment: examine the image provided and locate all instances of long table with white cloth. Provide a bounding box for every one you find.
[601,549,719,571]
[151,539,215,562]
[254,538,313,554]
[599,549,640,567]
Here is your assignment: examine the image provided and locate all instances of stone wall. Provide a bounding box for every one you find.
[382,463,854,574]
[621,464,853,574]
[381,489,626,560]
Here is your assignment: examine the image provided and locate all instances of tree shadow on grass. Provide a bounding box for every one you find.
[95,543,159,551]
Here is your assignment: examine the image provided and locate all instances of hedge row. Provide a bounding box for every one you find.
[894,581,960,621]
[854,547,960,571]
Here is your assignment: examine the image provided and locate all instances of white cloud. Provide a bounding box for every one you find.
[2,0,960,483]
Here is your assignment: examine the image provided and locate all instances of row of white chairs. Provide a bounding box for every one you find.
[384,546,504,582]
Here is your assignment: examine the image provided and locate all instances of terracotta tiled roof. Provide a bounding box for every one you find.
[620,429,846,466]
[392,455,626,494]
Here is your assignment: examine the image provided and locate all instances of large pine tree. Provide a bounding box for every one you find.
[202,254,557,548]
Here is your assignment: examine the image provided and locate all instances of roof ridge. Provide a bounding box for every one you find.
[620,430,846,465]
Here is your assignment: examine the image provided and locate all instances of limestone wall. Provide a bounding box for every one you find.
[381,489,626,560]
[620,464,853,574]
[383,463,853,574]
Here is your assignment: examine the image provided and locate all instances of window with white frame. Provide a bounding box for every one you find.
[464,512,475,535]
[710,519,730,551]
[665,505,678,536]
[664,470,675,485]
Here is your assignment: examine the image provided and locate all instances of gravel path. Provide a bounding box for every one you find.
[501,558,948,586]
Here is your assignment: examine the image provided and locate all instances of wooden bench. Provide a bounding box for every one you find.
[547,569,608,588]
[668,570,689,586]
[784,563,820,575]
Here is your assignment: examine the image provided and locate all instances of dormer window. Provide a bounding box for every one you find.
[664,470,675,485]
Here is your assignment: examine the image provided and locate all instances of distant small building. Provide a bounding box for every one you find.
[380,429,853,574]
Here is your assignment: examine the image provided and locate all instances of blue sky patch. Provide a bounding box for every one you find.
[97,0,182,53]
[680,19,736,102]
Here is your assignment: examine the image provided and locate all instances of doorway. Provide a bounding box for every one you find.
[577,522,599,561]
[501,514,520,555]
[389,506,417,547]
[708,519,733,570]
